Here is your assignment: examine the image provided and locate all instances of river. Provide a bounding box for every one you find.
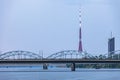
[0,67,120,80]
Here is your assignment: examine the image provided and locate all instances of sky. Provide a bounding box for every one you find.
[0,0,120,57]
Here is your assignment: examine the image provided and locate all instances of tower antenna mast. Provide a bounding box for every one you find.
[78,8,83,52]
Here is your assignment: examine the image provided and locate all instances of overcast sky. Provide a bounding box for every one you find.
[0,0,120,57]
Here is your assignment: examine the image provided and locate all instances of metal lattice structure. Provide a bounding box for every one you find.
[47,50,95,59]
[0,50,42,60]
[0,50,120,60]
[107,50,120,60]
[92,50,120,60]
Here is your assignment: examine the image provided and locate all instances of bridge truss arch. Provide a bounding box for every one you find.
[107,50,120,60]
[95,50,120,60]
[0,50,42,60]
[47,50,95,59]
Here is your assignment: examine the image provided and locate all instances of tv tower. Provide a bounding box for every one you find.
[78,8,83,52]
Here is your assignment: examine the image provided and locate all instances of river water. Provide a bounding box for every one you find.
[0,67,120,80]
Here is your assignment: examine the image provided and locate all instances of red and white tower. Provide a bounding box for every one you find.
[78,9,83,52]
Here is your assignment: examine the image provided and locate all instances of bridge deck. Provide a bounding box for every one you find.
[0,59,120,64]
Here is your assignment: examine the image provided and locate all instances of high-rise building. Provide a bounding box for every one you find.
[108,37,115,56]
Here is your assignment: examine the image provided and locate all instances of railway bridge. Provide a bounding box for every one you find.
[0,50,120,71]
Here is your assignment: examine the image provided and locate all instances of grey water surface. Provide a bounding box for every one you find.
[0,67,120,80]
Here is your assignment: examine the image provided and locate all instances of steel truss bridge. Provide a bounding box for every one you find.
[0,50,120,71]
[0,50,120,60]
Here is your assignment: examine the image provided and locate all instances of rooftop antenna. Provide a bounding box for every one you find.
[111,32,113,38]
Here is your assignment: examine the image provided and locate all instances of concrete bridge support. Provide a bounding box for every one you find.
[95,64,100,69]
[43,63,48,70]
[71,63,75,71]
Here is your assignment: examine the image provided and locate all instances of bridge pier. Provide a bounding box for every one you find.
[71,63,75,71]
[43,63,48,70]
[95,64,101,69]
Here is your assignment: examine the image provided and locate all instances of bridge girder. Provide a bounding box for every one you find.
[47,50,95,59]
[0,50,120,60]
[0,50,42,59]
